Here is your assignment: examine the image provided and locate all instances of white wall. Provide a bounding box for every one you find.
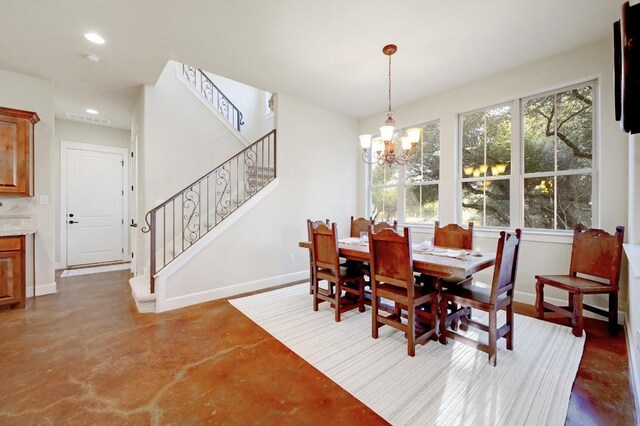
[205,71,275,144]
[142,61,246,209]
[0,69,56,295]
[358,38,629,311]
[54,119,131,266]
[158,93,359,307]
[626,133,640,410]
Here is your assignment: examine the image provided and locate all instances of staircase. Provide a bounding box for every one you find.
[130,65,277,313]
[143,130,274,277]
[181,64,244,133]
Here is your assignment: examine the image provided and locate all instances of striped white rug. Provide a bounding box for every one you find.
[229,284,585,426]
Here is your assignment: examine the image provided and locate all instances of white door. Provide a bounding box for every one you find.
[66,147,125,266]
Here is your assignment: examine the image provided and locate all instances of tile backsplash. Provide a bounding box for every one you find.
[0,197,36,230]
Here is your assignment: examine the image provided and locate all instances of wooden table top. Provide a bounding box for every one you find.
[298,240,496,279]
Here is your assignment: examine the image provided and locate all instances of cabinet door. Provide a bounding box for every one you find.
[0,115,30,195]
[0,250,24,308]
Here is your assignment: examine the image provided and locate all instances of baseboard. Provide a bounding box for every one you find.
[625,319,640,426]
[26,281,57,298]
[157,270,308,312]
[514,290,626,324]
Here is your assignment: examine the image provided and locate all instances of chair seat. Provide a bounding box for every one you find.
[377,282,435,299]
[443,282,508,306]
[317,266,363,282]
[535,274,617,294]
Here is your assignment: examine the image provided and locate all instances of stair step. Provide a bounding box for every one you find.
[129,275,156,313]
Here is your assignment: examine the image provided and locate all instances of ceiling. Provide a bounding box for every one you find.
[0,0,623,130]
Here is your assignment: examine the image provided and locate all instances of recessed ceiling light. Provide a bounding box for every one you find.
[84,32,105,44]
[84,53,101,63]
[86,108,99,115]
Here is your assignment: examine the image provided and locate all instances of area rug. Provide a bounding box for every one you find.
[60,262,131,277]
[229,284,585,426]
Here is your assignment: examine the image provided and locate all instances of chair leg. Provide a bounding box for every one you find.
[407,303,415,357]
[568,292,574,326]
[312,277,319,312]
[431,295,439,341]
[439,298,448,345]
[334,282,341,322]
[359,278,365,313]
[309,264,314,295]
[572,292,584,337]
[609,292,619,336]
[451,302,459,331]
[488,311,497,366]
[535,280,544,319]
[506,301,514,350]
[372,282,379,339]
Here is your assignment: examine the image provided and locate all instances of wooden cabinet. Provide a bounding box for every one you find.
[0,107,39,196]
[0,236,26,309]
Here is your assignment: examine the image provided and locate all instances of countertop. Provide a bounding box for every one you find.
[0,230,36,237]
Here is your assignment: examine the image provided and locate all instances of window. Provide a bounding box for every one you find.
[459,104,512,227]
[456,81,597,232]
[522,83,595,230]
[369,121,440,224]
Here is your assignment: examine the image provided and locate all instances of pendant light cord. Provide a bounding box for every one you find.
[388,53,392,113]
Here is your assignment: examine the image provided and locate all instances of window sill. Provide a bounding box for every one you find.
[473,227,573,244]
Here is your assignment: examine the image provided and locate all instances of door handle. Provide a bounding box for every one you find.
[68,220,79,224]
[130,223,138,228]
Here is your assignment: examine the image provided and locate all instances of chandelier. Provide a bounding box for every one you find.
[359,44,421,166]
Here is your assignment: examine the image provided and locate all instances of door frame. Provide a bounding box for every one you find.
[60,141,130,269]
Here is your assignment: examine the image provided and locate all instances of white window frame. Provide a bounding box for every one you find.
[519,80,598,232]
[458,102,514,229]
[367,120,440,226]
[455,80,598,236]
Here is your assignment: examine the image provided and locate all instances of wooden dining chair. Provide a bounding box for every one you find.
[373,219,398,233]
[434,221,474,250]
[439,229,521,366]
[308,221,366,322]
[369,227,439,356]
[535,225,624,337]
[306,219,330,294]
[423,221,474,328]
[350,216,374,237]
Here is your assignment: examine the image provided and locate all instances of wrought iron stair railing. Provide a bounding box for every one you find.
[182,64,245,132]
[141,130,276,293]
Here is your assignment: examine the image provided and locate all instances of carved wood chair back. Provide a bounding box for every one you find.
[350,216,374,238]
[569,225,624,288]
[372,219,398,234]
[490,229,522,304]
[369,227,414,295]
[308,221,340,273]
[434,221,474,250]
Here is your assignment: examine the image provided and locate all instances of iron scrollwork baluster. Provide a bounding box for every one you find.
[182,186,201,245]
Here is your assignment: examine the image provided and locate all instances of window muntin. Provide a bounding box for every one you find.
[522,82,595,230]
[459,104,512,227]
[369,120,440,224]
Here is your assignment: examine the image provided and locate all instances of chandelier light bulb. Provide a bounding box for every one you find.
[359,134,372,149]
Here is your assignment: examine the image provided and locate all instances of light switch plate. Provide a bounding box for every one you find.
[39,195,49,205]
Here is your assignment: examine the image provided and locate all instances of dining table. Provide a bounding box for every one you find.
[298,237,496,280]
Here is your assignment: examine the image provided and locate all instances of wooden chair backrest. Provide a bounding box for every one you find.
[490,229,522,304]
[434,221,474,250]
[569,225,624,287]
[373,219,398,234]
[308,221,340,272]
[351,216,374,237]
[369,227,414,296]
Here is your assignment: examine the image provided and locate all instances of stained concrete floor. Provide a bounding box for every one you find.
[0,270,635,425]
